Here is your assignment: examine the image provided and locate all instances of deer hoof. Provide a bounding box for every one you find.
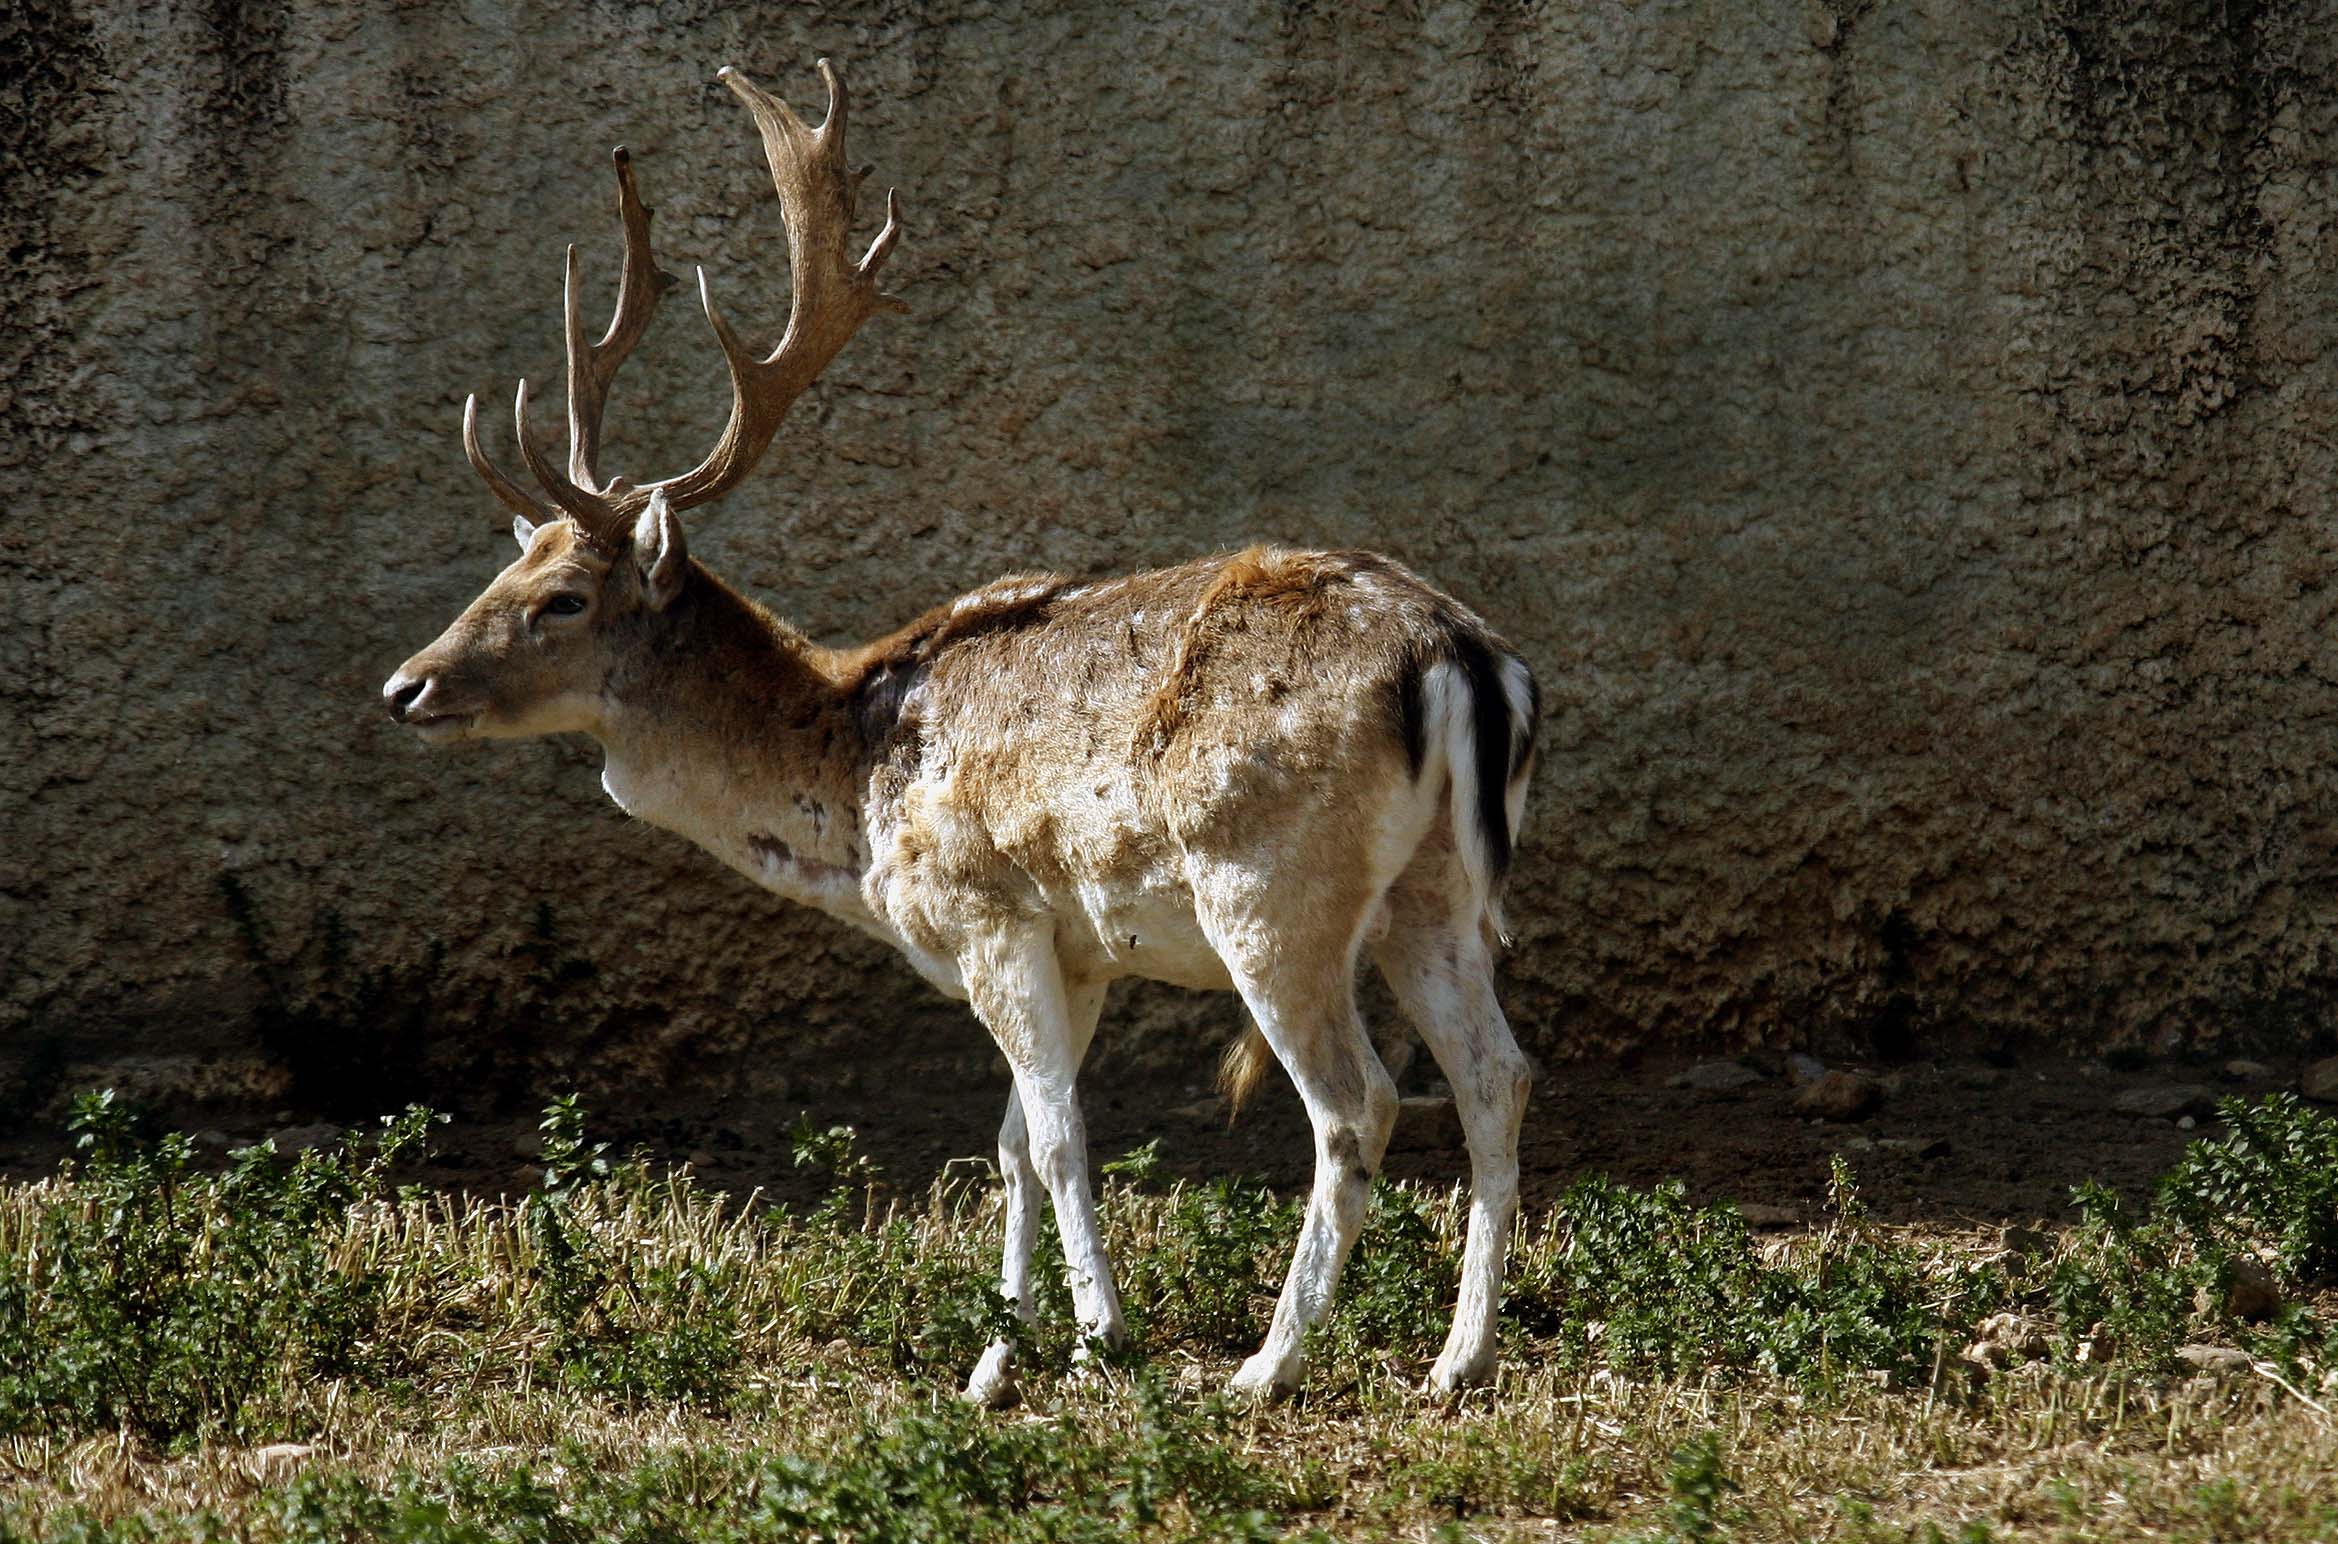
[1426,1347,1497,1395]
[1227,1351,1300,1403]
[962,1343,1020,1409]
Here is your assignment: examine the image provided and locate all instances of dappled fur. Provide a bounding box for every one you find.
[388,528,1539,1400]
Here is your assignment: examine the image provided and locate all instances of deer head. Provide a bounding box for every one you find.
[383,61,904,742]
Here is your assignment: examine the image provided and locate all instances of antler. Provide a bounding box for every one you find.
[462,59,905,552]
[464,145,676,540]
[565,148,681,497]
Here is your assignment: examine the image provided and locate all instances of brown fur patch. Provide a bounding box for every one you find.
[842,573,1071,692]
[1135,546,1341,758]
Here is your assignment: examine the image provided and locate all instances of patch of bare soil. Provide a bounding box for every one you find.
[2,1045,2275,1232]
[786,1048,2257,1229]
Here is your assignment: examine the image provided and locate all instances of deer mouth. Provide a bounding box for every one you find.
[403,711,478,745]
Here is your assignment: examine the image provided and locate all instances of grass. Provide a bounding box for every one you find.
[2,1094,2336,1540]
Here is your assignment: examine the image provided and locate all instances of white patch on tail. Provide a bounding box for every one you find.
[1498,651,1537,868]
[1421,654,1536,949]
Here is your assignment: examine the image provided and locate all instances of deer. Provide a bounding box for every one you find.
[381,60,1541,1405]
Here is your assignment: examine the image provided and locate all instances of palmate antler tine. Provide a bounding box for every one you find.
[638,59,908,514]
[564,147,680,494]
[462,59,903,540]
[463,393,552,523]
[512,378,629,550]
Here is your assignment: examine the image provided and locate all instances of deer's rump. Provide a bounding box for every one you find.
[853,546,1538,988]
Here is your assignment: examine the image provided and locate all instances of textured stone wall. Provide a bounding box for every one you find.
[7,0,2338,1117]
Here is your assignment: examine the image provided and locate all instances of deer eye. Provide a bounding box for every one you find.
[543,594,588,617]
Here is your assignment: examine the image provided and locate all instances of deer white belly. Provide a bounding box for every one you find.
[1058,880,1232,991]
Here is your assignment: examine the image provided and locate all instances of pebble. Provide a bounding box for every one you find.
[1872,1135,1951,1159]
[1792,1070,1882,1121]
[2176,1343,2254,1376]
[1961,1311,2046,1370]
[2110,1084,2215,1119]
[1669,1061,1766,1093]
[2201,1254,2283,1322]
[2301,1056,2338,1103]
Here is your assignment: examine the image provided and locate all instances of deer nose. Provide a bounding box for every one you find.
[383,672,429,722]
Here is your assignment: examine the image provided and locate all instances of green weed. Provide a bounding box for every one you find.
[0,1092,435,1446]
[1504,1166,1995,1387]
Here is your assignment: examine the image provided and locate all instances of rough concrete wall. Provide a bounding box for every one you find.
[6,0,2338,1118]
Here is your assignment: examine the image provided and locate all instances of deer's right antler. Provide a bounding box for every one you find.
[466,60,906,553]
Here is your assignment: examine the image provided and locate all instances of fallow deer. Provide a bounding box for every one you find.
[382,60,1540,1402]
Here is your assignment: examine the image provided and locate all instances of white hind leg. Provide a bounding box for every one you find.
[1376,869,1532,1392]
[1195,875,1398,1398]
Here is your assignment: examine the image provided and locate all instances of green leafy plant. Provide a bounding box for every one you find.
[2155,1094,2338,1284]
[2045,1180,2203,1369]
[1115,1176,1297,1355]
[0,1092,435,1446]
[1504,1165,1998,1387]
[524,1097,742,1405]
[1643,1431,1741,1544]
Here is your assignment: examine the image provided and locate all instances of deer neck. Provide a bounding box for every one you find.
[592,567,872,915]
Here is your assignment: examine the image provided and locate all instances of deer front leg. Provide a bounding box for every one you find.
[962,930,1123,1398]
[965,979,1108,1408]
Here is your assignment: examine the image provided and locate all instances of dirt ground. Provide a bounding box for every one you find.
[3,1042,2274,1234]
[715,1047,2251,1229]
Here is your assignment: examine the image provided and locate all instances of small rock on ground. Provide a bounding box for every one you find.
[2197,1254,2282,1322]
[1961,1311,2046,1370]
[1786,1052,1828,1087]
[2302,1056,2338,1103]
[2176,1344,2254,1376]
[2223,1059,2271,1081]
[1793,1070,1882,1122]
[267,1122,342,1152]
[1871,1135,1951,1159]
[2111,1084,2215,1119]
[1669,1061,1766,1093]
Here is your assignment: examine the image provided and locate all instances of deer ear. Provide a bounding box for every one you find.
[512,513,539,551]
[633,490,688,611]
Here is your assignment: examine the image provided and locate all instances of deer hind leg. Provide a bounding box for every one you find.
[960,928,1124,1395]
[1374,860,1532,1392]
[1196,881,1397,1399]
[964,978,1107,1407]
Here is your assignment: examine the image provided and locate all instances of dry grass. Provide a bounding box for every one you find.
[4,1102,2337,1541]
